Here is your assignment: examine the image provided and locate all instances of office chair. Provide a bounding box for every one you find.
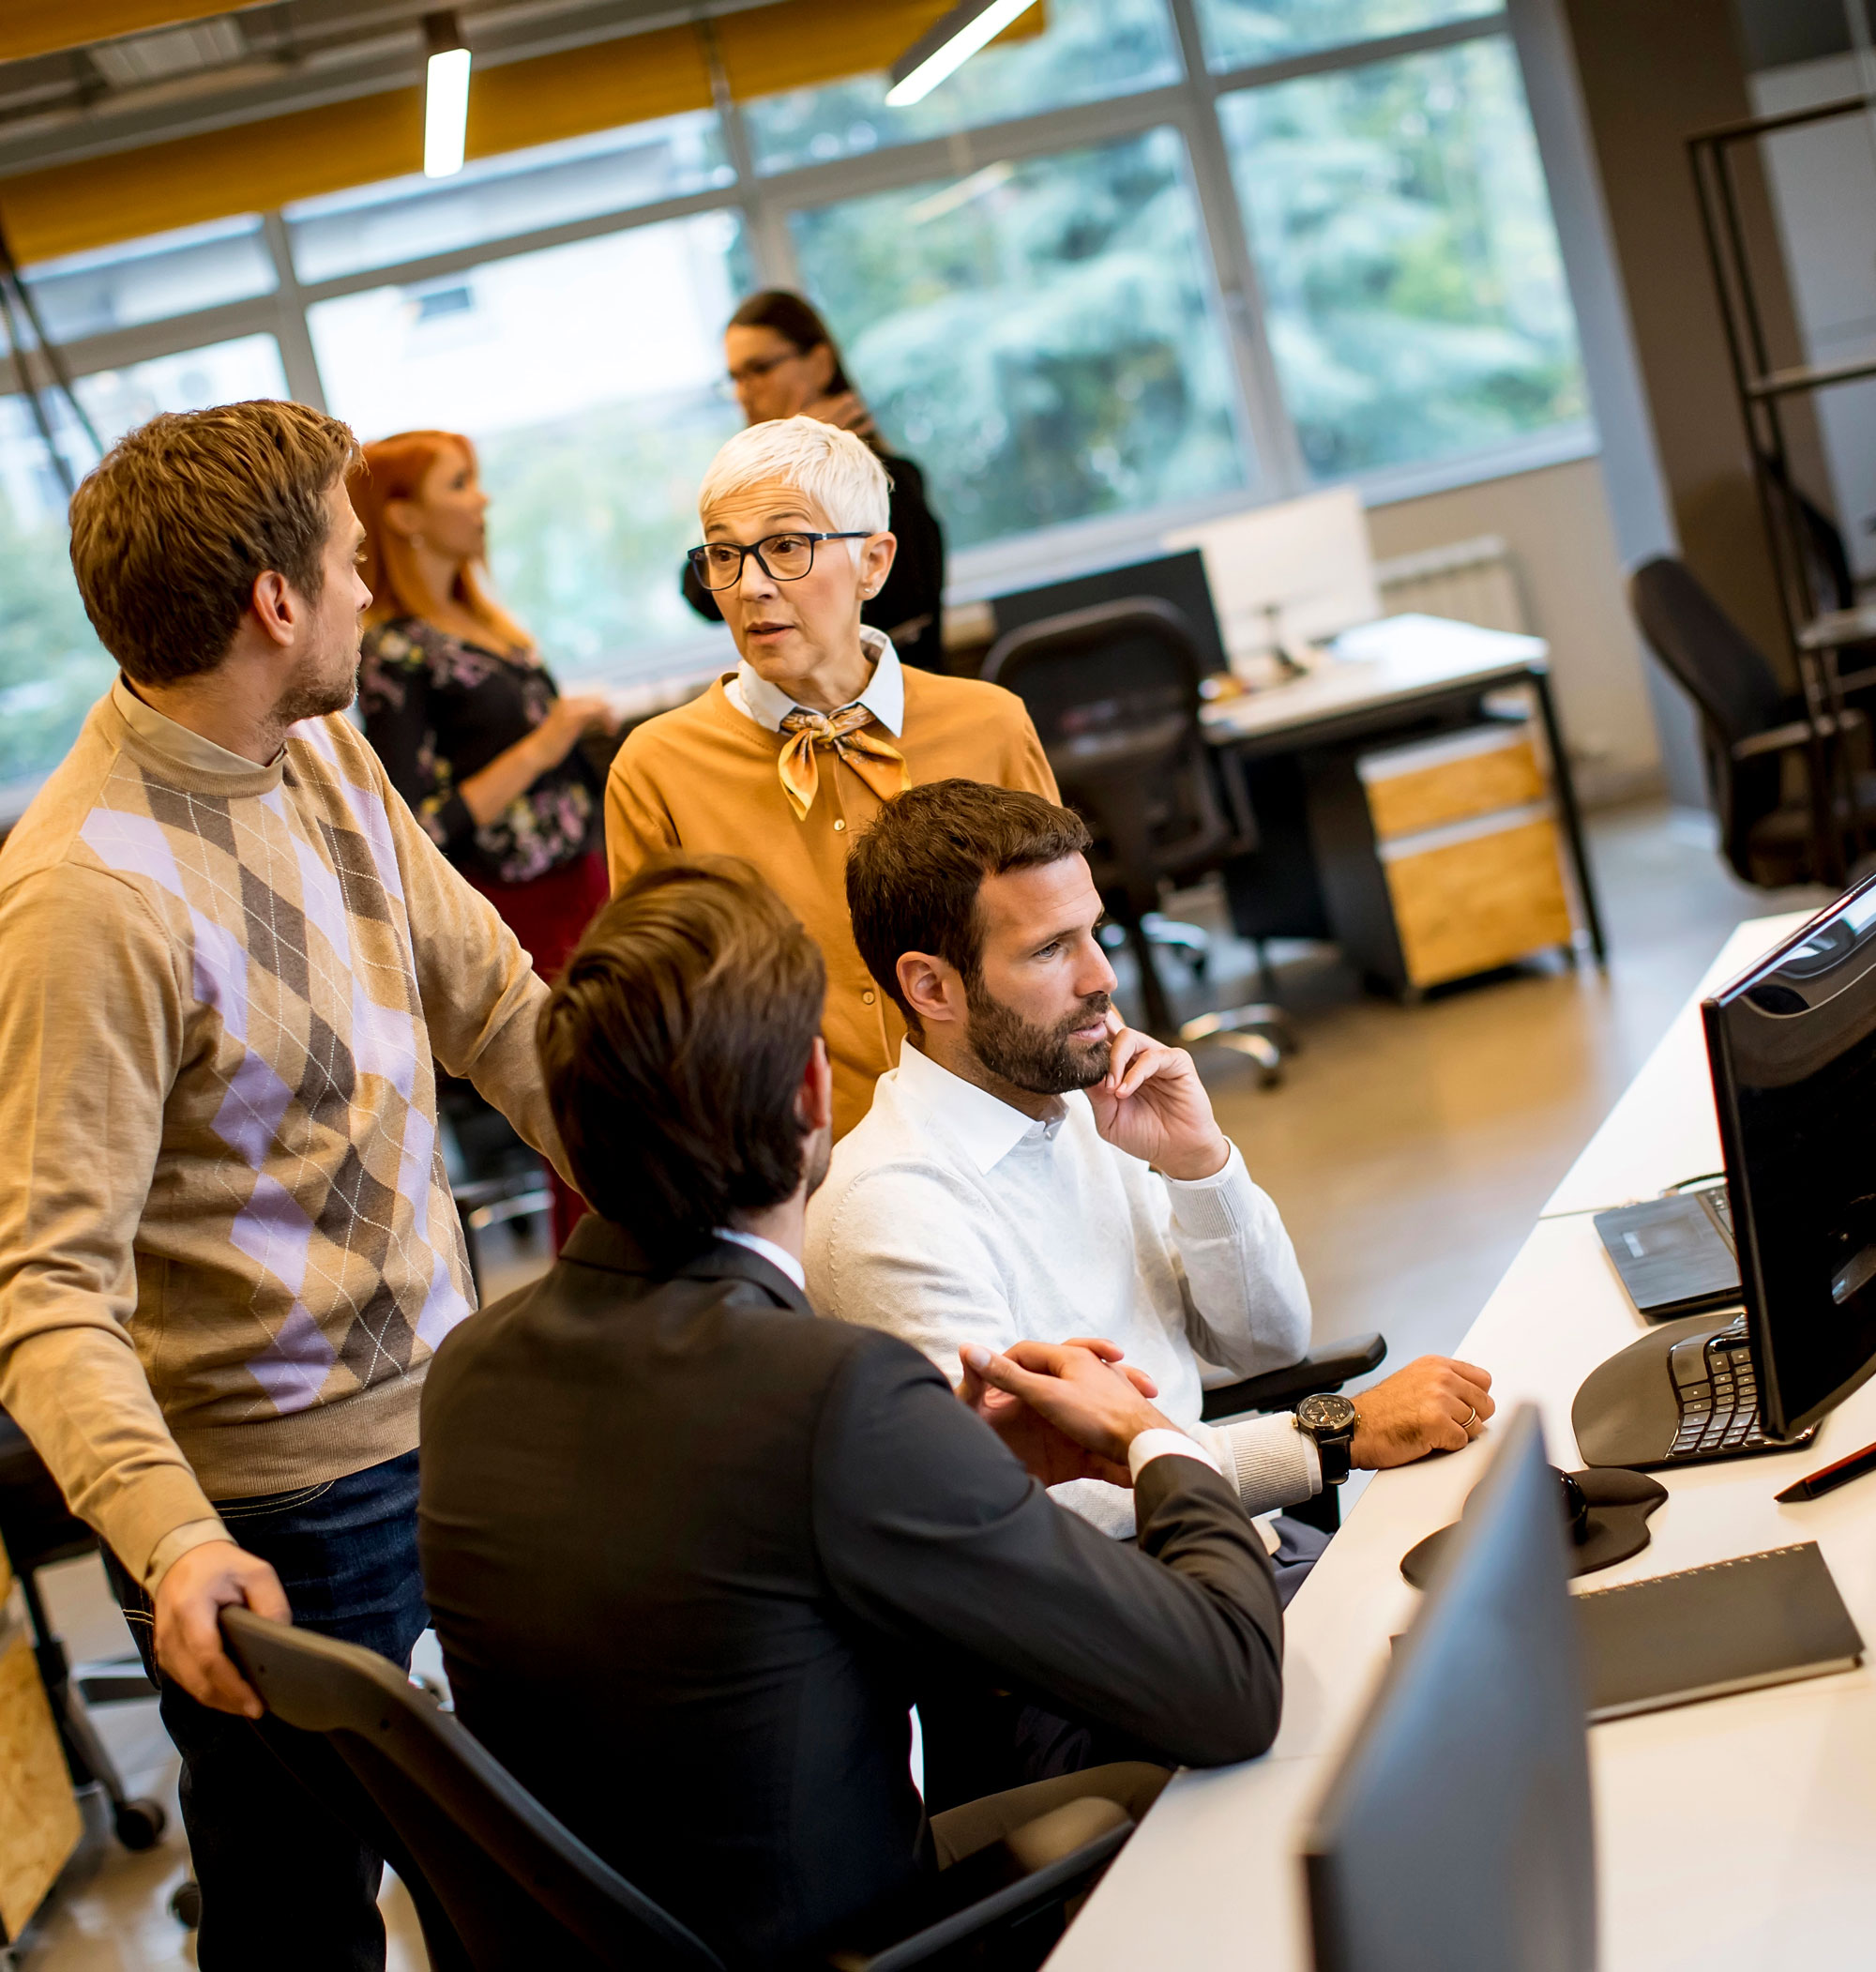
[0,1409,170,1852]
[1199,1332,1387,1537]
[1629,555,1876,886]
[984,599,1293,1081]
[219,1608,1135,1972]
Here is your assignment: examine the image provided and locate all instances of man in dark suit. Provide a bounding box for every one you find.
[418,853,1285,1970]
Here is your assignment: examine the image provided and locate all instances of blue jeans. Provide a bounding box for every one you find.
[106,1449,428,1972]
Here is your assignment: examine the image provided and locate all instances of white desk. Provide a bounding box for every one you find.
[1050,909,1876,1972]
[1198,613,1606,967]
[1200,614,1549,748]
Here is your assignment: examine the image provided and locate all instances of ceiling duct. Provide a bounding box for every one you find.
[88,17,249,89]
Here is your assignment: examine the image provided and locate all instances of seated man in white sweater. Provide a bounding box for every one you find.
[806,780,1494,1564]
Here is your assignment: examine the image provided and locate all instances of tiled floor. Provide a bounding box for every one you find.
[10,800,1823,1970]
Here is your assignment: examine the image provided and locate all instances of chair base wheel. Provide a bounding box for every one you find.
[113,1798,166,1850]
[1212,1031,1283,1086]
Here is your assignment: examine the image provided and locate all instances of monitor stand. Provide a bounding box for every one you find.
[1571,1312,1813,1468]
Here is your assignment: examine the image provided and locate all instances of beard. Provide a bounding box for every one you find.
[802,1121,834,1199]
[964,978,1113,1096]
[274,635,360,730]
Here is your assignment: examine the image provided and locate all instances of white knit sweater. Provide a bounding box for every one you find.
[805,1043,1320,1534]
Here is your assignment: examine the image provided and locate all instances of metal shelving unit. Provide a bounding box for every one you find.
[1689,93,1876,882]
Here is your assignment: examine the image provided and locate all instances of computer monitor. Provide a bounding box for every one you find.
[1302,1405,1596,1972]
[1704,874,1876,1438]
[1164,487,1380,672]
[989,550,1230,677]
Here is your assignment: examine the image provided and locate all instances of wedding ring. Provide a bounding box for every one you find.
[1462,1405,1478,1430]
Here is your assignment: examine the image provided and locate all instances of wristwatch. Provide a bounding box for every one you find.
[1294,1392,1359,1486]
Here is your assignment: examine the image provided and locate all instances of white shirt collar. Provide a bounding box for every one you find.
[112,675,286,777]
[889,1041,1068,1176]
[726,626,904,736]
[714,1227,807,1292]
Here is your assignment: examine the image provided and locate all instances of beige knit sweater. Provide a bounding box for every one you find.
[0,682,559,1588]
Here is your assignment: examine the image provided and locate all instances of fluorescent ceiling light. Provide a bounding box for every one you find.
[423,11,471,180]
[885,0,1041,106]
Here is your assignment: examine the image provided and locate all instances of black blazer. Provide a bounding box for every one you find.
[681,453,948,673]
[418,1216,1282,1968]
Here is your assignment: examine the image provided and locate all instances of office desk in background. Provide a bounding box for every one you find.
[1202,614,1607,976]
[1048,909,1876,1972]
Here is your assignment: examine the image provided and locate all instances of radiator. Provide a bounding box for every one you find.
[1373,534,1527,634]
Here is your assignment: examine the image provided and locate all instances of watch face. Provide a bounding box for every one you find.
[1298,1393,1357,1434]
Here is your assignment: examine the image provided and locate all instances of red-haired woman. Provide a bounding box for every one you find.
[353,430,614,1245]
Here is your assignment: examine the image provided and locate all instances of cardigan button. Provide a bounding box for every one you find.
[833,818,847,831]
[862,990,876,1005]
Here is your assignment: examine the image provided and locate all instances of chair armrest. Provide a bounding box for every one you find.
[1199,1333,1386,1421]
[848,1823,1132,1972]
[1731,709,1864,761]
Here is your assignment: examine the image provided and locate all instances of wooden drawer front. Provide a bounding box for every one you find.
[0,1619,81,1942]
[1382,812,1574,989]
[1360,727,1547,842]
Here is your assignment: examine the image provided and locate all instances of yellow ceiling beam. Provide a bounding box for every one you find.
[0,3,262,64]
[0,0,1042,267]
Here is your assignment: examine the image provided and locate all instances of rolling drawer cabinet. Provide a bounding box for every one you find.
[0,1549,81,1945]
[1308,721,1578,996]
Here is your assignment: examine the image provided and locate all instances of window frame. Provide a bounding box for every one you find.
[0,1,1591,689]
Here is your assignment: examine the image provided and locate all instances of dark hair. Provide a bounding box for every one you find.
[728,289,854,395]
[538,854,827,1265]
[847,781,1092,1037]
[68,400,361,686]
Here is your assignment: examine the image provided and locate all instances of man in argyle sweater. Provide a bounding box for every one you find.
[0,401,567,1968]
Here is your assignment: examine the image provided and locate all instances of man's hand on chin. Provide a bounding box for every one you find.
[1085,1012,1232,1182]
[1350,1356,1495,1468]
[154,1540,293,1716]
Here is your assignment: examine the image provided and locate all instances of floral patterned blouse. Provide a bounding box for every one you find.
[358,616,599,887]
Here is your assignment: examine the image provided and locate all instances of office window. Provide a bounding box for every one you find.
[744,0,1182,176]
[285,114,734,283]
[1218,36,1585,478]
[789,129,1248,553]
[1194,0,1501,74]
[0,333,288,793]
[307,214,750,679]
[21,218,277,343]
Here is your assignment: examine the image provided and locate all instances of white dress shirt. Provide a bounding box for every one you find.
[805,1041,1320,1536]
[724,626,904,735]
[714,1227,807,1292]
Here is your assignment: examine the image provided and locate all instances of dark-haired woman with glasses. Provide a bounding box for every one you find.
[681,289,948,672]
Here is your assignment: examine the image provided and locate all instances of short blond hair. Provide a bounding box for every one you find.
[69,400,360,687]
[698,417,890,536]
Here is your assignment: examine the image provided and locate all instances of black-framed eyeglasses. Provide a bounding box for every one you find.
[687,531,870,591]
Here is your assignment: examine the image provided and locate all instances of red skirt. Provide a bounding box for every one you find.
[466,849,611,1249]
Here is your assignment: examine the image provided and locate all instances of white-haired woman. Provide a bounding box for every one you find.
[605,416,1056,1139]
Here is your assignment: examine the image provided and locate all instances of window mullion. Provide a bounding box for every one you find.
[261,211,328,412]
[1165,0,1308,494]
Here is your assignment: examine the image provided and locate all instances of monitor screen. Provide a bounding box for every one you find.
[990,550,1230,677]
[1704,876,1876,1438]
[1302,1406,1595,1972]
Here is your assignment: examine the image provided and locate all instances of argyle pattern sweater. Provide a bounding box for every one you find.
[0,682,561,1587]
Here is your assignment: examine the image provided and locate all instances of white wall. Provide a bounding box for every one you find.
[1366,451,1665,808]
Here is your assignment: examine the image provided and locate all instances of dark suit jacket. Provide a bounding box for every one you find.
[418,1215,1283,1968]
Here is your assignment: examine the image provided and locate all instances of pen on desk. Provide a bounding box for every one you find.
[1776,1437,1876,1504]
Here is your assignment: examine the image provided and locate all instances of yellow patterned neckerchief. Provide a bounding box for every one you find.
[775,703,910,821]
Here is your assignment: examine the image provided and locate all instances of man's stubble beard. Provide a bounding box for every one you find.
[963,976,1113,1097]
[273,633,360,730]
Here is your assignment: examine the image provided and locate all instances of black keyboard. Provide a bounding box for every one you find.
[1665,1314,1812,1463]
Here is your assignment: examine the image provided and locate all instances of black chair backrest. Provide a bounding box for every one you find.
[1628,556,1786,747]
[219,1608,723,1972]
[1763,454,1855,617]
[984,598,1229,876]
[0,1408,98,1574]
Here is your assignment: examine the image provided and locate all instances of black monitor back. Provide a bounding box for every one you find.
[1704,876,1876,1438]
[1303,1406,1595,1972]
[990,550,1229,677]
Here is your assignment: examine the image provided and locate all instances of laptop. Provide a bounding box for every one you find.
[1594,1185,1741,1321]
